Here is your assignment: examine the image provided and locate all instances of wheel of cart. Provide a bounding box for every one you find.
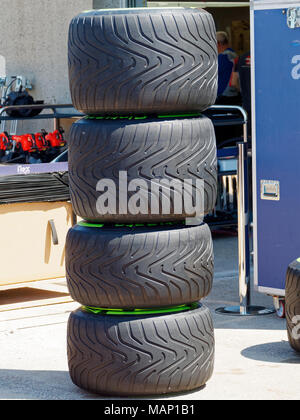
[273,296,286,318]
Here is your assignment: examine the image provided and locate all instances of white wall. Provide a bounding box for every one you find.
[0,0,130,132]
[0,56,6,78]
[0,0,94,106]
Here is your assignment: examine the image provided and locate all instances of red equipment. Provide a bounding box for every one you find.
[34,132,48,152]
[43,128,66,148]
[12,133,49,153]
[0,132,13,151]
[2,128,66,162]
[12,134,37,153]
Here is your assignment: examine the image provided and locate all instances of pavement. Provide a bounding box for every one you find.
[0,232,299,400]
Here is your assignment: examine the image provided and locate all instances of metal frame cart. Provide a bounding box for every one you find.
[0,103,81,131]
[0,103,81,167]
[251,0,300,317]
[206,105,274,316]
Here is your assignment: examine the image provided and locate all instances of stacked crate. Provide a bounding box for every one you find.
[66,7,218,396]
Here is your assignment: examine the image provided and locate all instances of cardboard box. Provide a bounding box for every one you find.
[0,201,74,285]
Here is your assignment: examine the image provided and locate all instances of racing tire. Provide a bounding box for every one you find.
[68,115,217,223]
[67,304,215,396]
[286,259,300,352]
[66,222,214,309]
[68,8,218,115]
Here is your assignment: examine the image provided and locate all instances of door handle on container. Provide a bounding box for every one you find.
[49,219,59,245]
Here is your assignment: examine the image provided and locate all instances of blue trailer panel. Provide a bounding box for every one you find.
[252,0,300,296]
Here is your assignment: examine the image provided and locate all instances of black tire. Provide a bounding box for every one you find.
[67,304,214,396]
[286,259,300,352]
[66,223,213,309]
[68,116,217,223]
[68,8,218,115]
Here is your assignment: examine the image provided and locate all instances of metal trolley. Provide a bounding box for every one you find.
[0,103,81,169]
[206,105,274,316]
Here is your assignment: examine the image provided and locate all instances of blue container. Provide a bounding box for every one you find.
[252,0,300,296]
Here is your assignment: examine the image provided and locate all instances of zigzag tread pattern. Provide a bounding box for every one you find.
[67,305,215,396]
[66,223,214,308]
[286,263,300,352]
[68,117,217,223]
[68,9,218,114]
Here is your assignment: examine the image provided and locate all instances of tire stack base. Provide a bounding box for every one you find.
[68,304,214,396]
[66,6,218,396]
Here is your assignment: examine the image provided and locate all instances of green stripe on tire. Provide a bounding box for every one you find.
[83,303,199,316]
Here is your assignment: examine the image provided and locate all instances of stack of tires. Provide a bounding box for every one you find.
[66,7,218,396]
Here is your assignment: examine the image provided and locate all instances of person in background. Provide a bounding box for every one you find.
[215,31,241,105]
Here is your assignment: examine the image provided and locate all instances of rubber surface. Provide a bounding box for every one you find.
[0,173,69,204]
[67,304,215,396]
[66,223,214,308]
[68,8,218,115]
[285,259,300,352]
[68,116,217,223]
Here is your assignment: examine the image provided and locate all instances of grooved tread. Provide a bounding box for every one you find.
[68,8,218,114]
[66,223,214,308]
[67,305,215,396]
[286,260,300,352]
[68,116,217,223]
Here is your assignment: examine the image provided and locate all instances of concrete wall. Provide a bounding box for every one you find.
[0,0,133,133]
[0,0,94,105]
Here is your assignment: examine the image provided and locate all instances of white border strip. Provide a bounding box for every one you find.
[258,286,285,296]
[251,0,300,10]
[148,2,250,7]
[250,7,259,291]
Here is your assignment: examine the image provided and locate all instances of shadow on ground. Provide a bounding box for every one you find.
[241,341,300,364]
[209,236,285,331]
[0,369,206,400]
